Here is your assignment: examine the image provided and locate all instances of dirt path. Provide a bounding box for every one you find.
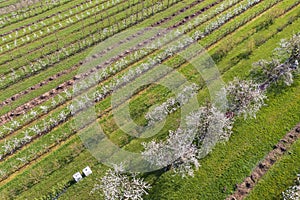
[226,124,300,200]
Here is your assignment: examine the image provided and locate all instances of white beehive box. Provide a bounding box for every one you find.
[83,166,92,177]
[73,172,83,182]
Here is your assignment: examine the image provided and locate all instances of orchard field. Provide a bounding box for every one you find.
[0,0,299,199]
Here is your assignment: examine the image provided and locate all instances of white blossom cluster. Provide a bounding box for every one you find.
[172,0,262,52]
[186,104,233,153]
[0,41,82,87]
[181,0,241,40]
[225,78,267,119]
[142,128,199,177]
[253,33,300,88]
[145,83,199,125]
[0,0,64,25]
[275,33,300,62]
[282,174,300,200]
[254,59,296,86]
[142,103,232,177]
[72,33,197,113]
[0,89,71,139]
[142,71,269,177]
[91,164,151,200]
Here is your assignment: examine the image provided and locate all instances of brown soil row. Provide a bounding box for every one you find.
[226,124,300,200]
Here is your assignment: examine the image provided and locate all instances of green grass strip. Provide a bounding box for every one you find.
[246,140,300,200]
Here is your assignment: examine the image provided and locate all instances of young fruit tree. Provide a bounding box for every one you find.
[224,78,267,119]
[142,103,232,177]
[186,103,233,158]
[142,128,199,177]
[91,164,151,200]
[253,33,300,89]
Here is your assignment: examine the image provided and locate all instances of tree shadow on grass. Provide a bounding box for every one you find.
[267,74,300,97]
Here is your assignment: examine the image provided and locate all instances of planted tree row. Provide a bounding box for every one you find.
[0,0,288,177]
[0,0,176,89]
[0,1,298,198]
[0,0,255,123]
[0,0,288,161]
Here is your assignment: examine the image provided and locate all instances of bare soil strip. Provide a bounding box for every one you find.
[226,124,300,200]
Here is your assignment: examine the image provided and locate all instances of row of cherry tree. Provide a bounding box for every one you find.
[92,33,300,200]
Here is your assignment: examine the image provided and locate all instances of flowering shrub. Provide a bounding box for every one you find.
[275,34,300,62]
